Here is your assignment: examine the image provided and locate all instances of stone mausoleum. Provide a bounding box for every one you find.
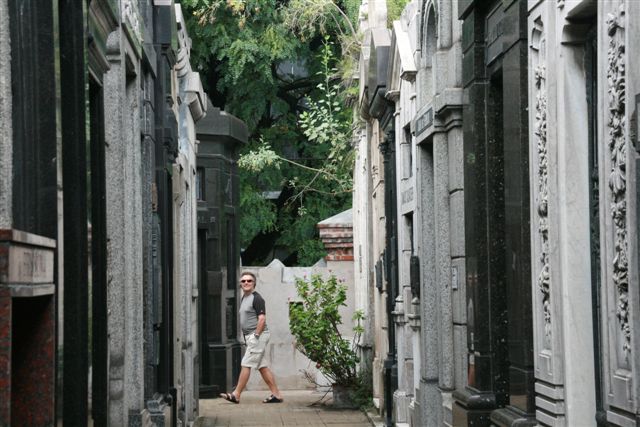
[352,1,640,426]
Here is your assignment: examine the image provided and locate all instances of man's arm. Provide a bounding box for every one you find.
[255,314,266,336]
[252,293,267,337]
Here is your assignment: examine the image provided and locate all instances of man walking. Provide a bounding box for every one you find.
[220,271,283,404]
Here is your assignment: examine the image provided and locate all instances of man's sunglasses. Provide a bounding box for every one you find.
[240,279,254,283]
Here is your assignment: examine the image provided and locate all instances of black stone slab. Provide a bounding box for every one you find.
[456,0,534,424]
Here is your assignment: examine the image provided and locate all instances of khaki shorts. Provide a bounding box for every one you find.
[241,331,270,369]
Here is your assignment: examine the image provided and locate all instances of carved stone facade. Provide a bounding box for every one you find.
[353,1,466,426]
[388,9,418,426]
[526,0,640,425]
[0,1,207,425]
[353,2,395,422]
[606,0,630,357]
[598,0,640,425]
[357,0,640,426]
[412,1,466,426]
[104,2,208,425]
[533,64,551,341]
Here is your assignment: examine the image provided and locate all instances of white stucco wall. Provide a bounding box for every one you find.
[241,258,356,391]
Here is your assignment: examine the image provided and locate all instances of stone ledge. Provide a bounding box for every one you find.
[3,283,55,298]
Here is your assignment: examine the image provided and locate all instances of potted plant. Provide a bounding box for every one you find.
[289,274,366,408]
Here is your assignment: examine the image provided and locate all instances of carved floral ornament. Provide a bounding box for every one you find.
[534,63,551,342]
[606,1,630,355]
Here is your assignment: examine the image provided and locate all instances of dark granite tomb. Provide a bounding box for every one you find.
[454,1,535,426]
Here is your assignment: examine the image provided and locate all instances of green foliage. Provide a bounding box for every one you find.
[238,185,277,246]
[333,367,374,410]
[182,0,306,131]
[387,0,410,25]
[237,138,281,172]
[289,274,364,387]
[240,42,354,194]
[296,239,327,266]
[299,41,353,185]
[351,367,374,409]
[182,0,357,265]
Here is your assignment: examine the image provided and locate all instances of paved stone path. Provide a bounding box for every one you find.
[196,390,376,427]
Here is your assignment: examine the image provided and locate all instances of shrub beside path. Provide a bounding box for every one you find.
[195,390,378,427]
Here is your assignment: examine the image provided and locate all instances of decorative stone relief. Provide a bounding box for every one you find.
[176,7,192,79]
[556,0,565,9]
[606,1,630,355]
[534,64,551,341]
[175,47,191,78]
[122,0,142,42]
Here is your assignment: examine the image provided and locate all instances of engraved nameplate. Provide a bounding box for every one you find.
[7,244,54,284]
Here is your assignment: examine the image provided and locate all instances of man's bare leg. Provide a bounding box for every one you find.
[232,366,252,400]
[259,367,282,399]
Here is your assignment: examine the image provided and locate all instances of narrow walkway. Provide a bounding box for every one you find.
[196,390,374,426]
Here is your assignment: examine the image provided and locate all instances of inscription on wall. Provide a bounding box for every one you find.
[5,245,55,284]
[451,266,458,290]
[415,108,433,137]
[633,93,640,153]
[401,188,414,205]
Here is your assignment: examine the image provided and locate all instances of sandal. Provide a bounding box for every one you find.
[263,394,283,403]
[220,392,240,404]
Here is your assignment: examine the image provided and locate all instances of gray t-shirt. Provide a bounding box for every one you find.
[239,291,268,335]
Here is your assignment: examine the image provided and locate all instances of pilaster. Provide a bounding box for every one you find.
[104,22,145,424]
[527,3,568,425]
[0,0,12,229]
[393,294,411,425]
[598,1,639,425]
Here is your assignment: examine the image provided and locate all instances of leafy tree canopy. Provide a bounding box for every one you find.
[182,0,360,265]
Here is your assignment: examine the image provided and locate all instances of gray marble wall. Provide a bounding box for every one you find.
[104,25,144,424]
[102,3,205,425]
[353,1,466,425]
[356,0,640,425]
[0,0,11,229]
[411,1,465,426]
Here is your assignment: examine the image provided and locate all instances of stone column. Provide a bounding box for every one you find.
[352,126,374,369]
[415,135,437,427]
[0,0,11,229]
[0,2,12,421]
[392,298,409,425]
[104,22,146,424]
[407,296,421,426]
[433,131,453,407]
